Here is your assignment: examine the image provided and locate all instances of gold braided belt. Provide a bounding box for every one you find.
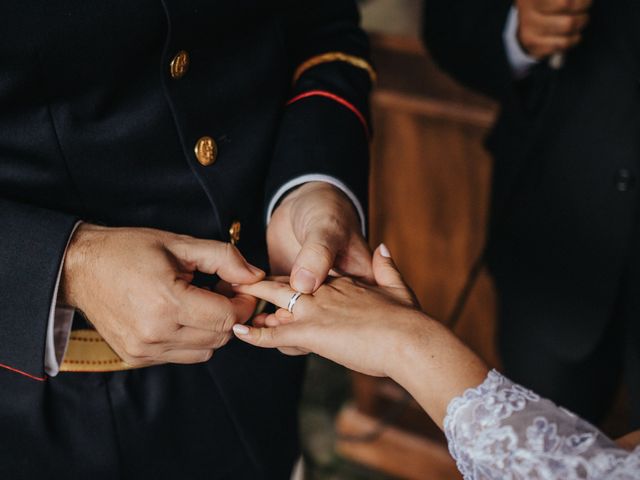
[60,329,134,373]
[59,300,268,373]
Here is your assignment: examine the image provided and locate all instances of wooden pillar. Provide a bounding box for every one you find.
[335,32,499,479]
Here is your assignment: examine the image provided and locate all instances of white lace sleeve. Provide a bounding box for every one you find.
[444,370,640,479]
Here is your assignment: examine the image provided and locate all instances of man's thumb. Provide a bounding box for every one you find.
[291,230,340,293]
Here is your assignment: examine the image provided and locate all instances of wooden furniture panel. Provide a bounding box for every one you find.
[336,33,499,477]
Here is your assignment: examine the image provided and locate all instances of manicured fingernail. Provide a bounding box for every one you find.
[380,243,391,258]
[292,268,316,293]
[233,324,250,335]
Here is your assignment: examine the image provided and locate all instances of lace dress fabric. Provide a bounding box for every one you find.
[444,370,640,479]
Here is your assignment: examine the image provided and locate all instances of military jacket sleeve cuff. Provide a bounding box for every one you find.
[266,174,366,235]
[44,221,81,377]
[0,200,79,381]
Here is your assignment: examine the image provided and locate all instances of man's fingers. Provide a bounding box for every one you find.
[230,292,260,324]
[520,30,582,57]
[233,280,299,310]
[160,349,215,365]
[534,13,589,35]
[537,0,592,14]
[291,227,345,293]
[169,326,232,350]
[534,33,582,54]
[167,238,264,284]
[179,283,256,330]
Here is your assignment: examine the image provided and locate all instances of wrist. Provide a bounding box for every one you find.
[385,312,490,428]
[59,223,107,308]
[385,312,437,387]
[279,181,338,206]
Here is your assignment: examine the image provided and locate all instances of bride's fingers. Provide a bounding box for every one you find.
[277,346,310,356]
[253,312,291,328]
[373,244,417,305]
[265,315,282,327]
[232,280,306,310]
[372,244,406,289]
[252,313,269,328]
[232,323,309,350]
[275,308,295,324]
[265,275,290,283]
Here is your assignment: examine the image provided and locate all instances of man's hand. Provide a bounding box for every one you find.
[516,0,592,59]
[267,182,373,293]
[60,224,264,367]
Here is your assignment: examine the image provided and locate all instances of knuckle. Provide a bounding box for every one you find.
[136,322,162,344]
[294,299,309,317]
[212,332,231,349]
[223,242,240,261]
[566,16,583,32]
[194,332,216,348]
[148,291,177,319]
[567,0,583,10]
[199,350,214,363]
[558,16,573,32]
[122,355,145,367]
[123,339,148,359]
[219,306,238,331]
[330,276,356,289]
[267,328,278,343]
[519,30,535,49]
[175,233,194,243]
[256,328,270,346]
[305,242,334,266]
[264,328,278,346]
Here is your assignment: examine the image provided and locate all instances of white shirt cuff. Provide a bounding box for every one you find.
[44,221,81,377]
[503,6,539,79]
[266,174,366,236]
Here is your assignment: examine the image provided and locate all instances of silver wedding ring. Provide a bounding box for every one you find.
[287,291,303,313]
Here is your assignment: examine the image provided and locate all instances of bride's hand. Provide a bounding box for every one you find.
[231,245,433,378]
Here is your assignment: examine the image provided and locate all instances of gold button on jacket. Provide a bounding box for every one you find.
[229,221,241,245]
[170,50,189,79]
[194,136,217,166]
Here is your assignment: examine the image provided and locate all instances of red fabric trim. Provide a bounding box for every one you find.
[0,362,47,382]
[286,90,370,138]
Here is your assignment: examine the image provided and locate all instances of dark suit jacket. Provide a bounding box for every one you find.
[423,0,640,360]
[0,1,371,478]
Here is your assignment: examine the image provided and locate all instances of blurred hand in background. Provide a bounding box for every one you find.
[516,0,592,59]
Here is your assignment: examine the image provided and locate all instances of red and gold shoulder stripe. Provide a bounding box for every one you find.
[293,51,377,85]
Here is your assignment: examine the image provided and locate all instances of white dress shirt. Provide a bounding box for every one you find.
[503,6,539,78]
[45,177,364,376]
